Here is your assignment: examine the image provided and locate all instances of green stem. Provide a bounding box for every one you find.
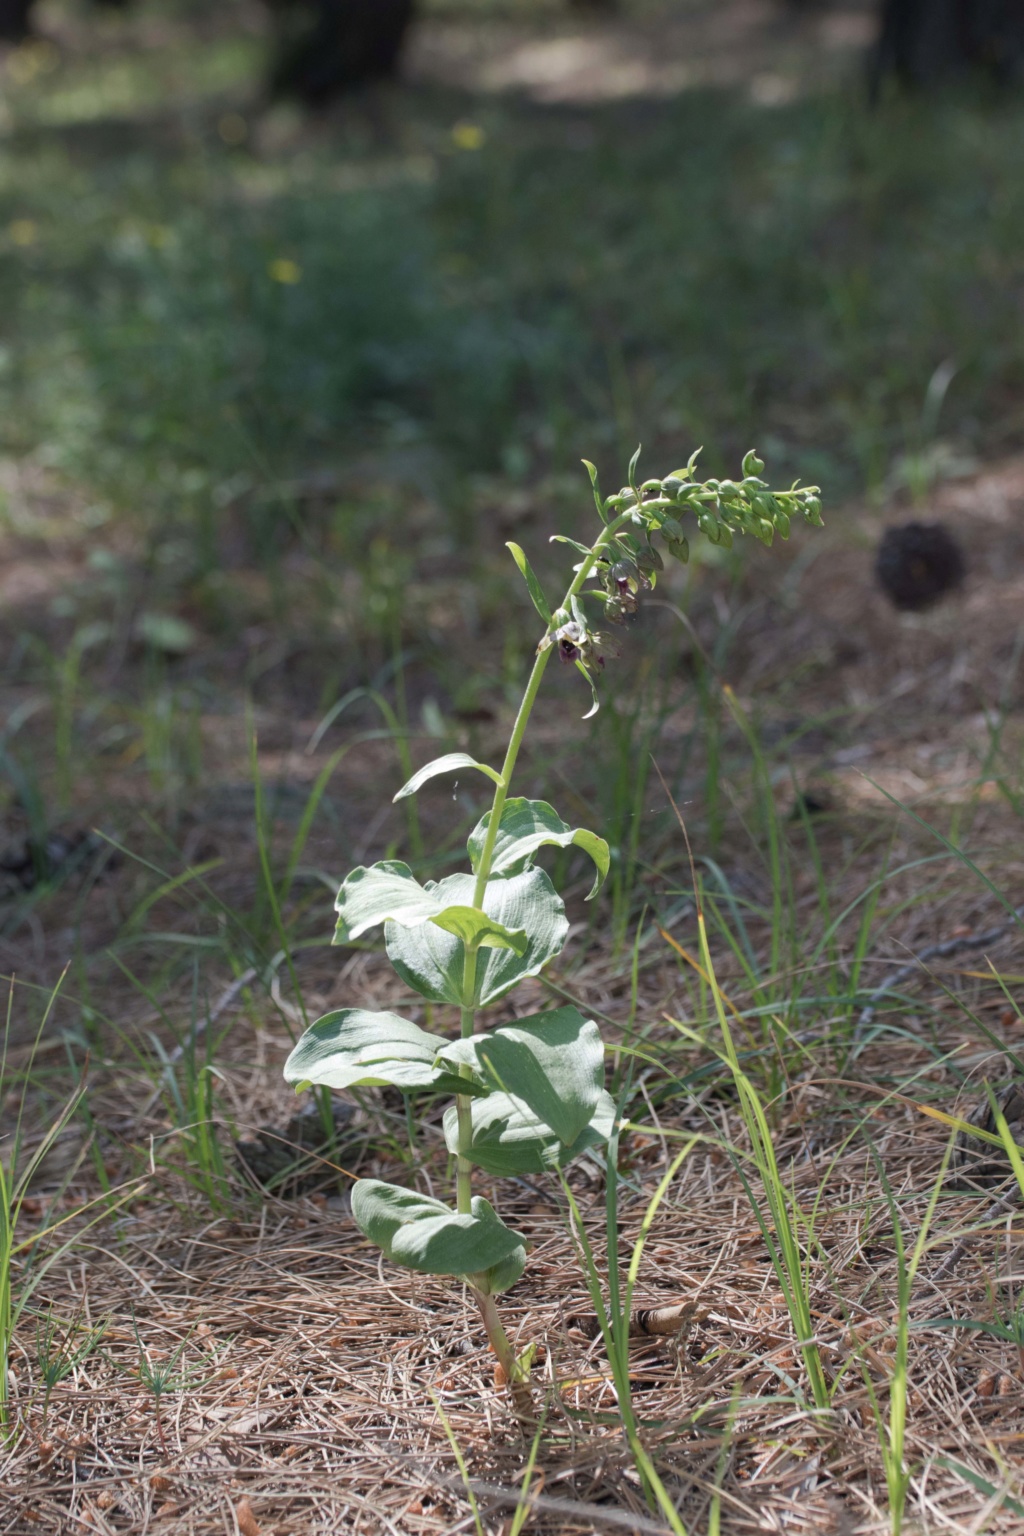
[472,1284,517,1377]
[452,509,635,1413]
[470,509,634,908]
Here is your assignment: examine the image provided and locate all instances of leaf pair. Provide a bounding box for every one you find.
[331,799,608,1007]
[285,1004,616,1180]
[336,862,566,1007]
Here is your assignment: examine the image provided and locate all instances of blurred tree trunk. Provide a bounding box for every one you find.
[873,0,1024,87]
[0,0,32,41]
[268,0,416,104]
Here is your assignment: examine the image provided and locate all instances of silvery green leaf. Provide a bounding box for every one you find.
[351,1180,525,1276]
[393,753,503,802]
[444,1090,616,1177]
[333,861,436,942]
[385,869,567,1006]
[334,864,527,955]
[438,1006,603,1147]
[283,1009,476,1096]
[467,798,609,900]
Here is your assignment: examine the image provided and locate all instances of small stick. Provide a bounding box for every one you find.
[854,903,1024,1041]
[932,1188,1020,1283]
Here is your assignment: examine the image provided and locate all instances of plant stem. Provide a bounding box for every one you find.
[452,510,635,1416]
[471,509,633,907]
[471,1283,535,1425]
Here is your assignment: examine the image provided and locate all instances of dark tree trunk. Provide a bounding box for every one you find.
[268,0,416,106]
[0,0,33,42]
[873,0,1024,89]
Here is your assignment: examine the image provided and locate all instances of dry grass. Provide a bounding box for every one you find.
[6,456,1024,1531]
[6,1052,1024,1535]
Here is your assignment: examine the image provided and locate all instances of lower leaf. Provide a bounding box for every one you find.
[351,1179,526,1277]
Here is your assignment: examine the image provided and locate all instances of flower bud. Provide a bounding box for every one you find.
[773,508,790,538]
[664,533,689,563]
[662,475,687,498]
[802,495,823,526]
[742,449,766,477]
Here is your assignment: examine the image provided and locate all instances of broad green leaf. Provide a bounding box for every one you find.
[439,1007,603,1147]
[444,1090,617,1177]
[468,798,609,900]
[429,905,528,955]
[334,861,436,942]
[282,1008,476,1097]
[478,1242,527,1296]
[351,1180,525,1276]
[393,752,503,802]
[386,868,567,1006]
[506,542,552,624]
[334,864,527,955]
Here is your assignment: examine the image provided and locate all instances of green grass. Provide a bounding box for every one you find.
[2,18,1024,581]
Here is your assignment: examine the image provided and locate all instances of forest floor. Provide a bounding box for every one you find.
[4,1,1024,1533]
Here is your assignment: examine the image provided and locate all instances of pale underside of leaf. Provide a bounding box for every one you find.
[393,752,502,802]
[283,1008,476,1096]
[468,798,609,900]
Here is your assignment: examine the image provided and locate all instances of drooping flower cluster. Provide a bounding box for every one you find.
[537,448,822,709]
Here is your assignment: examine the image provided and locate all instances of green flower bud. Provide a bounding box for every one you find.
[662,475,687,498]
[637,543,663,575]
[661,515,685,544]
[802,495,823,526]
[664,534,689,563]
[742,449,766,477]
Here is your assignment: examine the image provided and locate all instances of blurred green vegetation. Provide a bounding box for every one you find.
[1,3,1022,583]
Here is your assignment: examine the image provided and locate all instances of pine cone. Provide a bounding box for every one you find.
[875,522,965,611]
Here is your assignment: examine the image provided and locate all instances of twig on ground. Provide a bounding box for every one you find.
[932,1188,1020,1283]
[854,903,1024,1041]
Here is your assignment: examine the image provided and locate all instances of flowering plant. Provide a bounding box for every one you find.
[284,448,822,1405]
